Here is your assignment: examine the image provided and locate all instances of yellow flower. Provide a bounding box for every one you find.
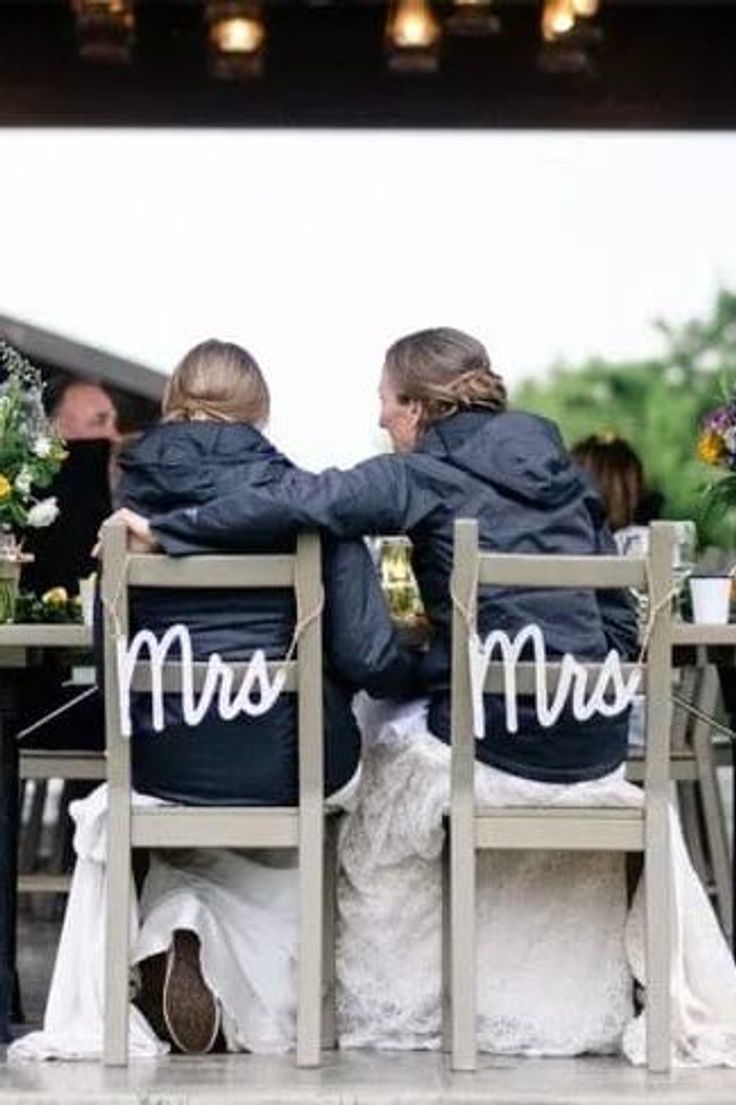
[0,476,11,501]
[42,587,68,607]
[697,430,727,466]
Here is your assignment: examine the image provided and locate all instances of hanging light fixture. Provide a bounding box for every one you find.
[386,0,442,72]
[72,0,135,64]
[572,0,600,16]
[541,0,576,43]
[206,0,266,79]
[538,0,599,74]
[446,0,501,38]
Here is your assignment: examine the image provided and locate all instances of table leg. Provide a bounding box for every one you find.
[732,738,736,958]
[0,708,20,1041]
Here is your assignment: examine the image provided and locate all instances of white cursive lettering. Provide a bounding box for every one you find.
[468,623,640,740]
[115,623,286,738]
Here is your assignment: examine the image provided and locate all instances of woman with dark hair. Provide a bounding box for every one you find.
[571,434,663,532]
[111,328,736,1066]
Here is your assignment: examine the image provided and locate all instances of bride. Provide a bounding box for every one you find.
[9,338,417,1062]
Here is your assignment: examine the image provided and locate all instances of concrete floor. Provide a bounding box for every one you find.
[8,920,736,1105]
[2,1051,736,1105]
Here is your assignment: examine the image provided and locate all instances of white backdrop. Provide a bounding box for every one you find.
[1,129,735,469]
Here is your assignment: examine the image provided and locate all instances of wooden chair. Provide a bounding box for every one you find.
[101,519,334,1067]
[448,518,676,1072]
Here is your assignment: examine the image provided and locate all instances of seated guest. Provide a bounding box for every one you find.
[16,381,124,755]
[571,433,663,532]
[17,380,124,749]
[21,439,112,598]
[47,377,121,444]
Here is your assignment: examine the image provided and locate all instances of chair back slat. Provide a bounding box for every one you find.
[450,520,479,811]
[128,553,295,589]
[129,660,298,694]
[483,661,645,696]
[478,553,646,590]
[102,521,132,796]
[293,532,325,1061]
[295,532,324,810]
[644,523,675,792]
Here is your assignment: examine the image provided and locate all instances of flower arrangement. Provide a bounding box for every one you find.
[14,587,82,625]
[0,340,67,543]
[694,394,736,530]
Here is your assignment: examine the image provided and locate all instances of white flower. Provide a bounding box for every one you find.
[33,437,52,459]
[724,427,736,455]
[26,497,59,529]
[14,467,33,497]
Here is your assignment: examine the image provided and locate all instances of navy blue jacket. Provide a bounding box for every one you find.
[116,421,417,805]
[150,410,639,784]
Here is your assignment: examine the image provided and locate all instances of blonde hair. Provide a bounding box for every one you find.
[384,327,507,431]
[162,339,269,427]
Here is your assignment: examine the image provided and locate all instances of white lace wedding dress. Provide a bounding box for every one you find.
[336,696,736,1066]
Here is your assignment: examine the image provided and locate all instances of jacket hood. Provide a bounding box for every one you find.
[417,409,583,507]
[118,421,290,514]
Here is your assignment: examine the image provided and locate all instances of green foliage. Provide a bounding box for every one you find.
[513,290,736,547]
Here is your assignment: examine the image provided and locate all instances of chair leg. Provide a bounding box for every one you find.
[450,816,477,1071]
[645,796,672,1073]
[297,806,323,1068]
[18,780,46,876]
[676,782,708,887]
[103,790,131,1067]
[691,669,733,943]
[321,816,338,1050]
[441,830,451,1053]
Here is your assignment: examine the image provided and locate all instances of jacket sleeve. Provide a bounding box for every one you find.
[149,456,438,556]
[323,538,421,698]
[587,493,640,660]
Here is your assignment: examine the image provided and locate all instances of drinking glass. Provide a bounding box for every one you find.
[672,520,697,600]
[378,536,424,621]
[615,526,650,627]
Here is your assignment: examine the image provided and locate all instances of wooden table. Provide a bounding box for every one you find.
[0,623,92,1041]
[673,624,736,648]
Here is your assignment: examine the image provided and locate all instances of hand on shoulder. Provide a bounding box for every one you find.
[93,507,157,556]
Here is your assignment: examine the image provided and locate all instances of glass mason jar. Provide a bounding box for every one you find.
[378,536,425,621]
[0,530,21,623]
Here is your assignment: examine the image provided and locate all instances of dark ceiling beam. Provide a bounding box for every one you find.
[0,3,734,128]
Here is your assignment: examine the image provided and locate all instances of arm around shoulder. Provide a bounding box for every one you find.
[151,455,435,554]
